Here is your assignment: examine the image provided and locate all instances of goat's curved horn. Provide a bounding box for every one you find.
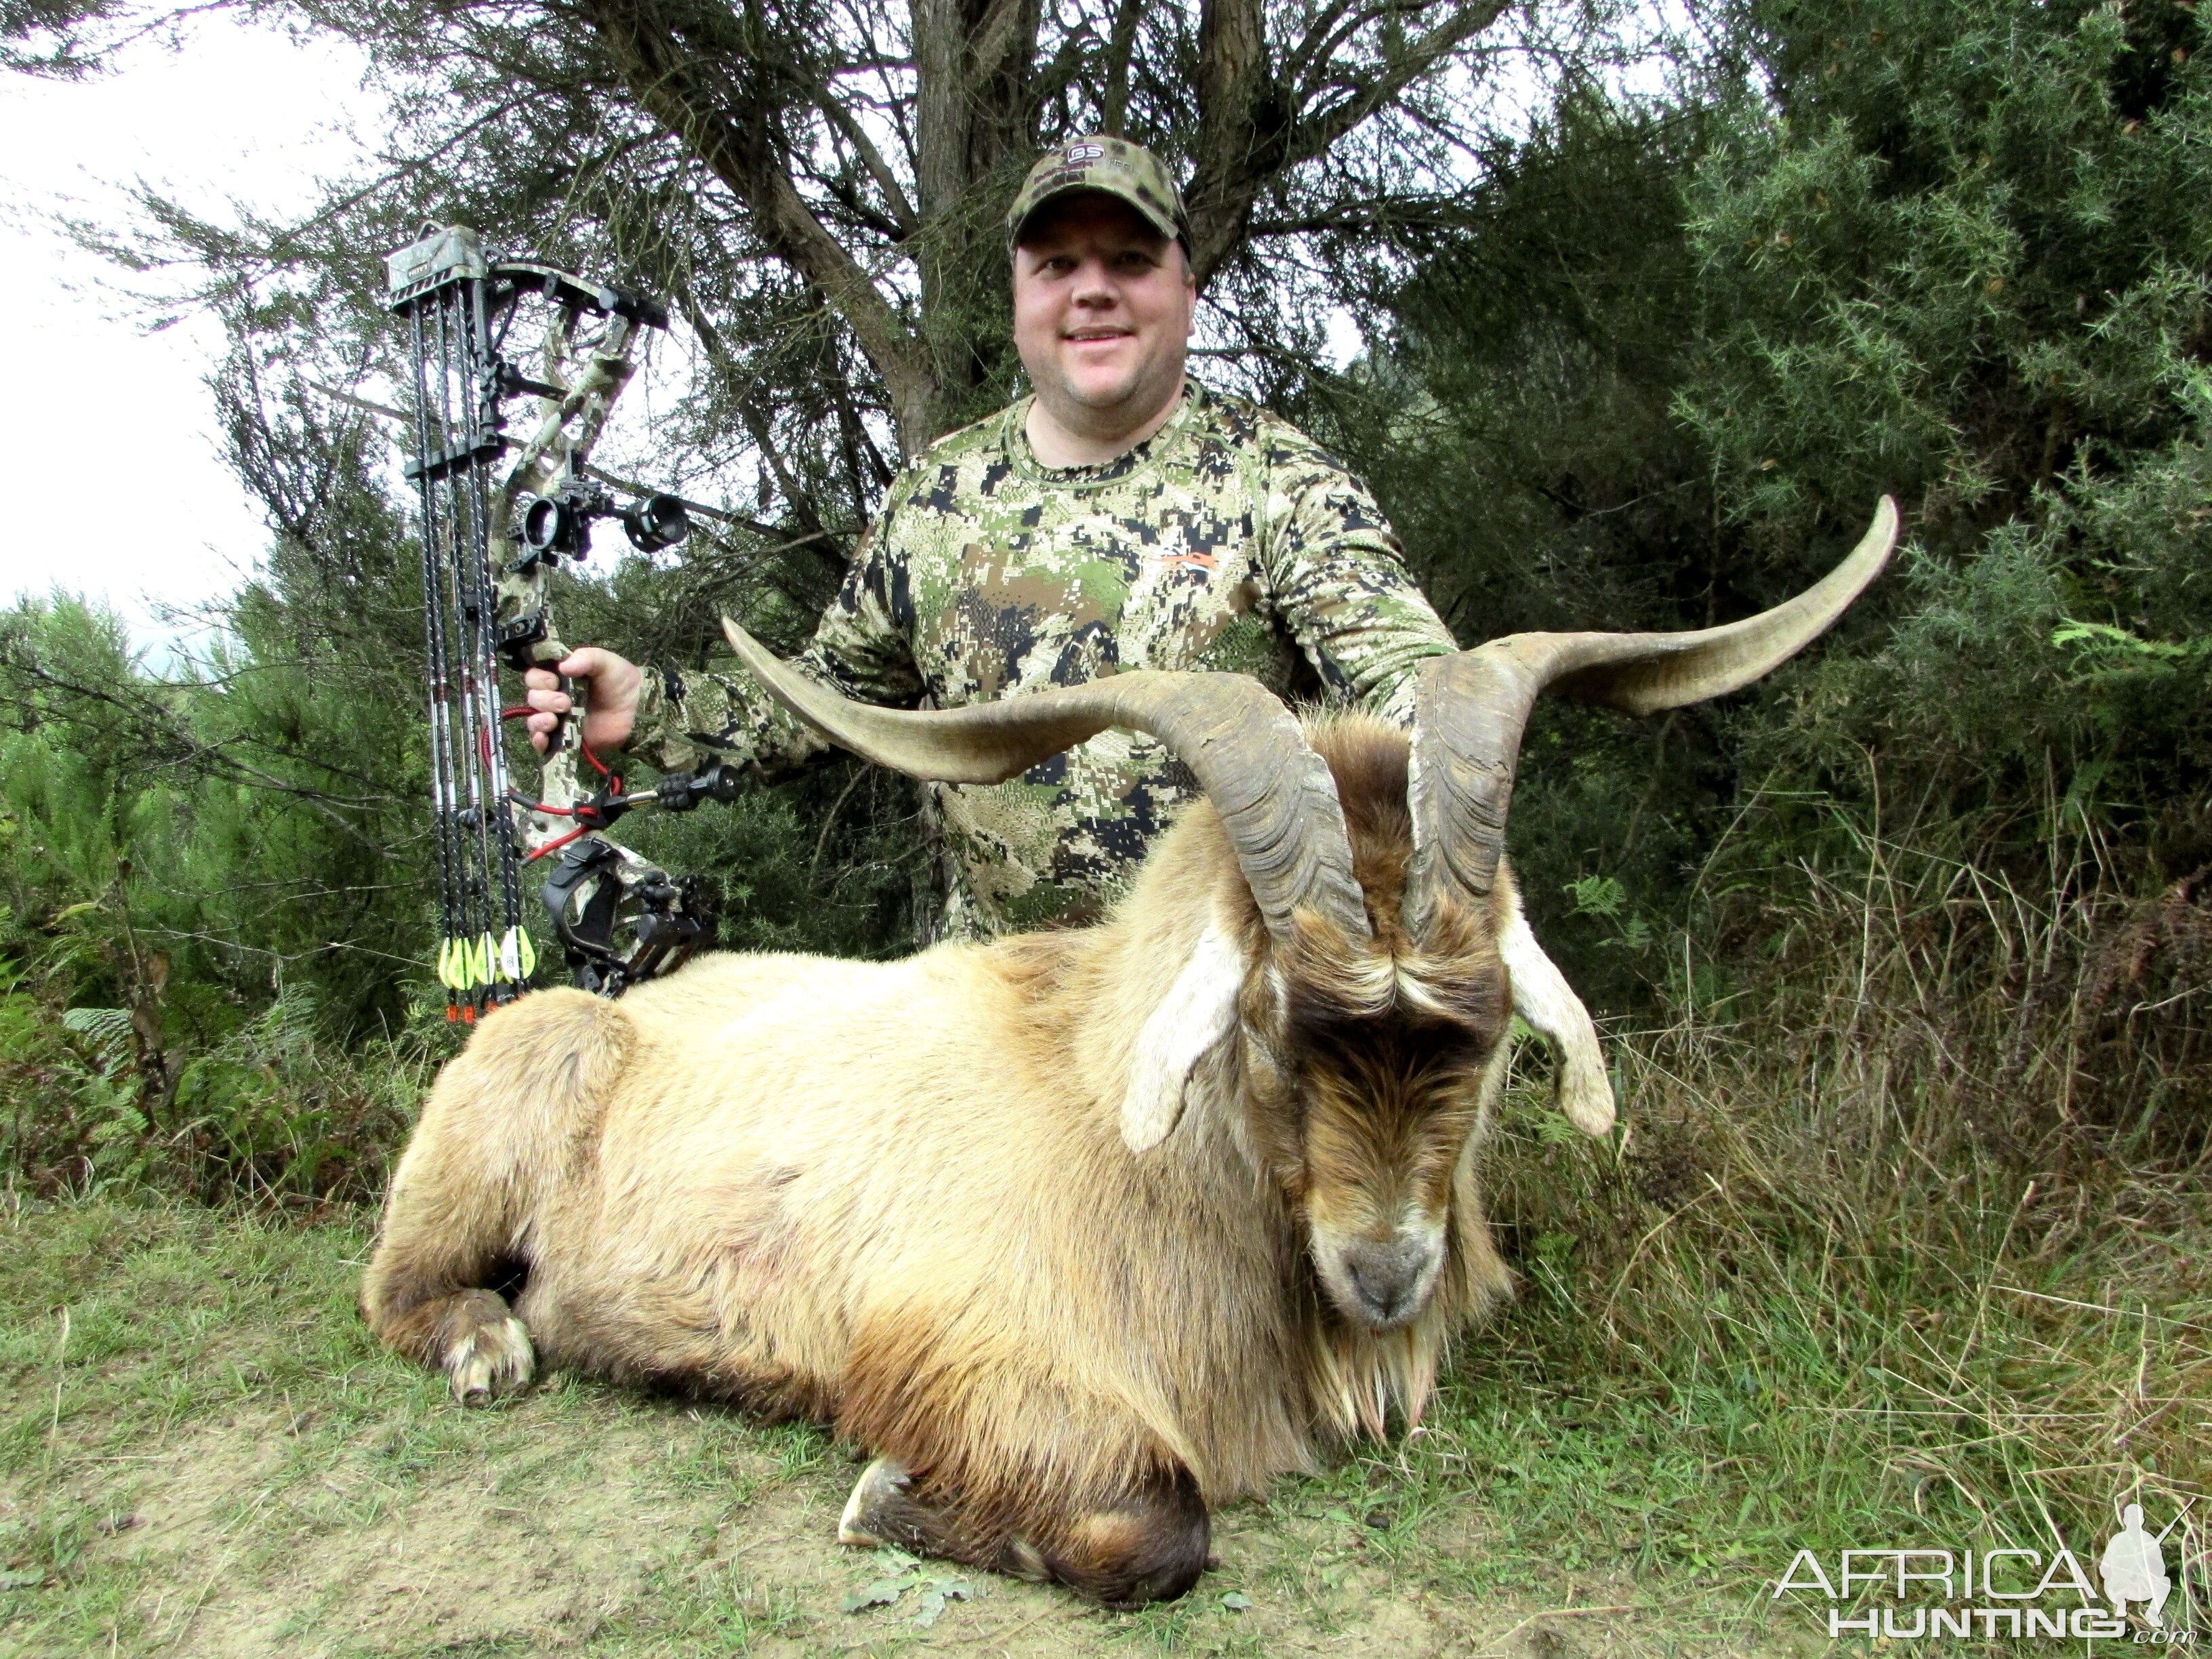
[720,622,1371,942]
[1405,496,1898,935]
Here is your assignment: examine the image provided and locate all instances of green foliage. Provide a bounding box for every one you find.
[0,565,930,1195]
[0,583,419,1018]
[1315,0,2212,1073]
[1561,873,1654,954]
[838,1547,980,1626]
[1679,0,2212,846]
[1683,0,2209,537]
[1298,95,1739,1010]
[617,761,925,959]
[0,0,118,77]
[1481,800,2212,1586]
[0,585,435,1197]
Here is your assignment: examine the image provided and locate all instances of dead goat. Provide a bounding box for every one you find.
[362,501,1896,1606]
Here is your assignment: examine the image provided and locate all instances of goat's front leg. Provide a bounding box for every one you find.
[362,1107,537,1405]
[363,989,628,1403]
[837,1456,1210,1609]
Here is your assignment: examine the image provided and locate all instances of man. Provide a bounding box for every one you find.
[524,136,1460,937]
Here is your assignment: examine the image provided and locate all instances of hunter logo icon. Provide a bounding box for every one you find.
[2101,1502,2182,1626]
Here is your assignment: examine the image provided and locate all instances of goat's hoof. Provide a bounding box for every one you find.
[446,1313,535,1406]
[838,1457,912,1547]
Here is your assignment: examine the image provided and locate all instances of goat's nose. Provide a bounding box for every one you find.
[1343,1239,1429,1326]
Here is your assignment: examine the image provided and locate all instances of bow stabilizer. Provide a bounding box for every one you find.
[387,223,737,1013]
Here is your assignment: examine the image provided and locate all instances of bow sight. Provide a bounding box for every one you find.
[516,483,691,559]
[387,223,726,1015]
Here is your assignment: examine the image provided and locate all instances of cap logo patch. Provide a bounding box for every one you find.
[1066,143,1105,161]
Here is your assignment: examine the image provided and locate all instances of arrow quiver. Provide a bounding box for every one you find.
[388,224,733,1016]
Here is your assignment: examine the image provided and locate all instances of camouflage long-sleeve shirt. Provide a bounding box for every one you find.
[631,380,1458,936]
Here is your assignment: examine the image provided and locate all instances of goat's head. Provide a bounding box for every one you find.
[1218,728,1513,1329]
[722,497,1897,1335]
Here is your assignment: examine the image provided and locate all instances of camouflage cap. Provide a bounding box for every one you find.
[1007,136,1191,253]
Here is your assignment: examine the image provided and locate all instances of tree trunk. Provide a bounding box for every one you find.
[910,0,1044,435]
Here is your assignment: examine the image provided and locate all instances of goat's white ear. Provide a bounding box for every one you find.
[1120,920,1245,1153]
[1496,896,1615,1136]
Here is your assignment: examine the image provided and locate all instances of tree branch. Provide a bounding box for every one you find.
[815,84,918,234]
[1290,0,1509,164]
[1184,0,1276,288]
[576,0,937,455]
[1099,0,1143,134]
[674,287,844,567]
[1281,0,1366,91]
[1184,0,1509,288]
[968,0,1032,87]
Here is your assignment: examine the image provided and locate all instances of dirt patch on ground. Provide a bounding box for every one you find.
[168,1416,676,1652]
[48,1395,795,1655]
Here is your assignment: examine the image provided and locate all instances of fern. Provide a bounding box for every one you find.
[60,1006,134,1067]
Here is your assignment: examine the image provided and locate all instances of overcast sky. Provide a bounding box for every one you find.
[0,21,382,655]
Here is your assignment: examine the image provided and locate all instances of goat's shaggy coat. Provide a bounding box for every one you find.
[364,716,1522,1604]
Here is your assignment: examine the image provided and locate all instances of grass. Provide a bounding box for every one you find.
[0,1198,869,1656]
[2,818,2209,1654]
[1464,818,2212,1635]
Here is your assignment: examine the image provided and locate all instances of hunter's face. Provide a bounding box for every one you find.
[1012,193,1196,439]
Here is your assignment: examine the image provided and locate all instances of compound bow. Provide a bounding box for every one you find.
[386,224,739,1016]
